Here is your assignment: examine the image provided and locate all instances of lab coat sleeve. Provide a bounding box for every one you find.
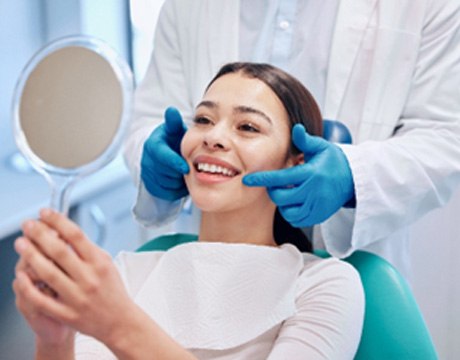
[123,0,194,226]
[323,0,460,257]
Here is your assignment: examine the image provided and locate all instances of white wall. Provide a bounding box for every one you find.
[411,188,460,359]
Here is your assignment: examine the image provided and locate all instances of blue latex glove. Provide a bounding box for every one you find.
[243,124,355,227]
[141,107,190,201]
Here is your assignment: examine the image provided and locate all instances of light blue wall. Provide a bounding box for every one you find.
[0,0,131,170]
[0,1,46,157]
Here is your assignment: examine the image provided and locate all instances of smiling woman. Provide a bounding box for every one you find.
[182,62,323,251]
[13,63,364,360]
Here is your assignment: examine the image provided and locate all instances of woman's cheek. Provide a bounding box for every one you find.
[180,130,195,160]
[244,142,290,172]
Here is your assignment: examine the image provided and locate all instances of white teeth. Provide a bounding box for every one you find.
[197,163,235,176]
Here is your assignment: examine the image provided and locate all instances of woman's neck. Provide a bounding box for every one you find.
[198,204,277,247]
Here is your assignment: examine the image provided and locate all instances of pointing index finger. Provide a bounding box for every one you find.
[243,165,310,188]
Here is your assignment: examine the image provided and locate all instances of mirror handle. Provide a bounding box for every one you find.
[47,174,75,215]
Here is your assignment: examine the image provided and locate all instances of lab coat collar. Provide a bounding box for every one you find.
[324,0,378,120]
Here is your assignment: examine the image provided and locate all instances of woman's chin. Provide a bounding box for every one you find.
[190,196,230,213]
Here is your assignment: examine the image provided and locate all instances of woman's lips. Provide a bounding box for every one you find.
[192,155,241,183]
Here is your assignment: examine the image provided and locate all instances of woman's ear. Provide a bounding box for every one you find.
[294,153,304,165]
[286,152,304,167]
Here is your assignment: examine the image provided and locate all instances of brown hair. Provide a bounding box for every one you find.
[207,62,323,252]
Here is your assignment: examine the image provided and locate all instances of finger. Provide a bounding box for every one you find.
[267,187,304,207]
[15,252,29,273]
[169,154,190,175]
[267,172,318,207]
[149,178,189,201]
[21,220,85,282]
[13,270,45,314]
[280,204,313,228]
[38,209,117,284]
[143,164,188,192]
[279,183,316,225]
[151,147,189,175]
[144,139,189,175]
[15,251,40,282]
[14,270,77,325]
[243,165,311,188]
[14,237,78,303]
[279,188,325,227]
[153,174,186,191]
[292,124,329,156]
[164,107,187,137]
[37,209,97,262]
[142,163,189,200]
[143,175,189,201]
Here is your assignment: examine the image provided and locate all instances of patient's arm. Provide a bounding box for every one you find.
[13,208,197,360]
[267,258,365,359]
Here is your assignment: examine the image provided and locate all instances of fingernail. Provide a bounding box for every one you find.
[23,221,34,232]
[242,176,252,186]
[40,208,52,218]
[15,237,27,252]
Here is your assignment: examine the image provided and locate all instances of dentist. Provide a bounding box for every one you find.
[124,0,460,277]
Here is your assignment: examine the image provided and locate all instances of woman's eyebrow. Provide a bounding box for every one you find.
[234,106,273,125]
[195,101,273,125]
[196,100,218,109]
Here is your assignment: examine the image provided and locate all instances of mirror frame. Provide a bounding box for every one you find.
[12,35,134,179]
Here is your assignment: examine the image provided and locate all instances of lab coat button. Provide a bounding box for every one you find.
[279,20,290,30]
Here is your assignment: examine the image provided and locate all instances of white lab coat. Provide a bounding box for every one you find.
[123,0,460,276]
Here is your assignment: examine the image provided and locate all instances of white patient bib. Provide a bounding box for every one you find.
[134,242,304,350]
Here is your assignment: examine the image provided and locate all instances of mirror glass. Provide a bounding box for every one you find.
[12,36,133,213]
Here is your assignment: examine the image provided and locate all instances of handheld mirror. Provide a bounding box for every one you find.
[12,36,133,214]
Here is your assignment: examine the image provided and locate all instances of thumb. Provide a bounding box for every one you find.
[292,124,328,156]
[164,107,187,138]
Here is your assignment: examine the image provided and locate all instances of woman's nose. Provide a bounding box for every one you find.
[203,124,229,151]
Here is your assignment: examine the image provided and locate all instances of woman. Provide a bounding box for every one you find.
[13,63,364,359]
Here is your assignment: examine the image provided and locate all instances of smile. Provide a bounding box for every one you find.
[195,163,237,177]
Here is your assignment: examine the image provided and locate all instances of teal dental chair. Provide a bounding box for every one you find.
[137,233,438,359]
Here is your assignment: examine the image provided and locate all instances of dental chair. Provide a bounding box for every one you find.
[137,234,438,359]
[322,119,353,144]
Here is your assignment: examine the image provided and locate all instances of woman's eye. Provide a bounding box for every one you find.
[193,116,212,125]
[238,123,260,133]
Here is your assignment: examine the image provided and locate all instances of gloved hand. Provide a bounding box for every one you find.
[141,107,189,201]
[243,124,355,227]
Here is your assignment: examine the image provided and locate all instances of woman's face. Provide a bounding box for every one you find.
[181,72,299,214]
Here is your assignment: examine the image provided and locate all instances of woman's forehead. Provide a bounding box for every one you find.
[202,73,288,122]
